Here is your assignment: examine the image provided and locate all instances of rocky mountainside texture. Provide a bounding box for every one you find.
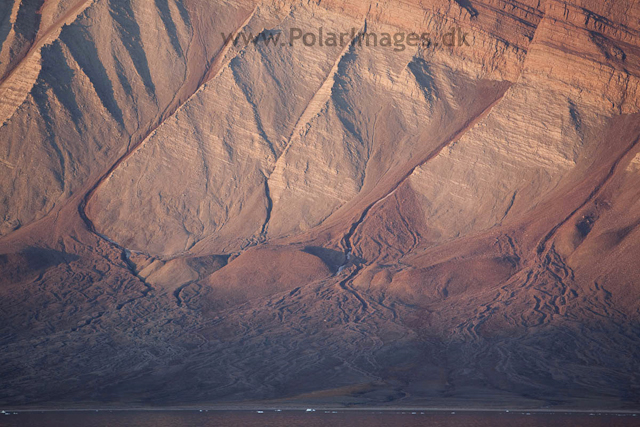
[1,0,640,409]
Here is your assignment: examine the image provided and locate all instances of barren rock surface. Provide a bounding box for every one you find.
[0,0,639,410]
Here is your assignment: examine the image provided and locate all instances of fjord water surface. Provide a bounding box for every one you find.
[0,410,638,427]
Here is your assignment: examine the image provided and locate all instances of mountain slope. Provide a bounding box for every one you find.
[0,0,639,409]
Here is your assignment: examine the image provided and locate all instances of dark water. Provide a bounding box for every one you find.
[0,410,638,427]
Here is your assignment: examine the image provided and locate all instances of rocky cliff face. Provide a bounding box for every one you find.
[1,0,639,409]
